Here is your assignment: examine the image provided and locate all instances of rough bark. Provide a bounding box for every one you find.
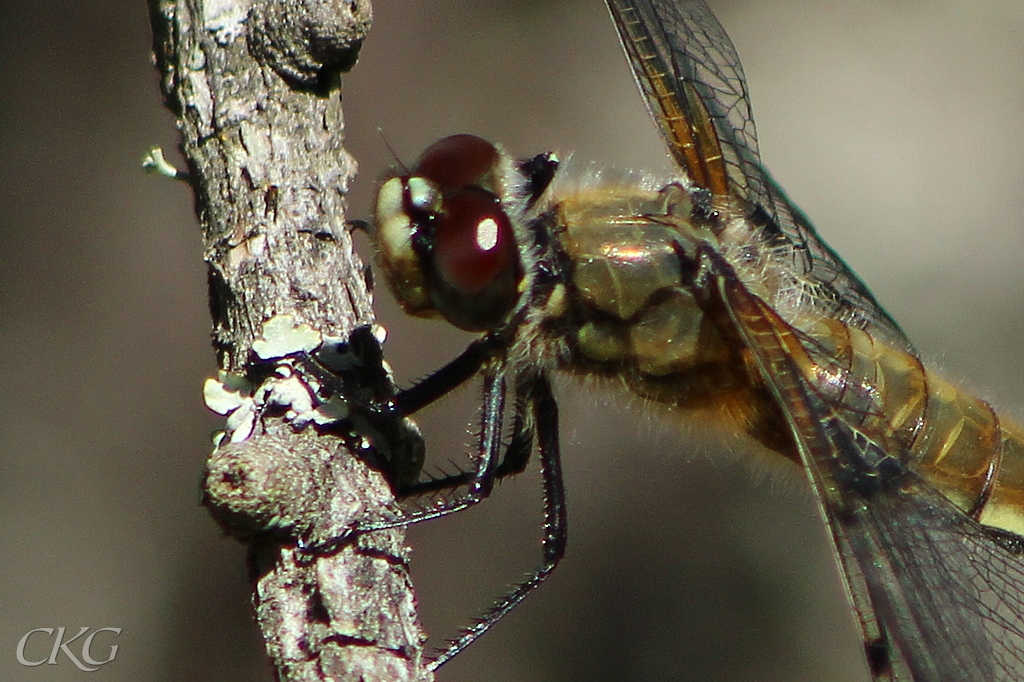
[147,0,432,679]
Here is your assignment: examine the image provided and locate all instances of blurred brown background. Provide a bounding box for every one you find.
[2,0,1023,680]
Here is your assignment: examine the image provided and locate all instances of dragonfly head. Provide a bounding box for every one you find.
[373,134,526,333]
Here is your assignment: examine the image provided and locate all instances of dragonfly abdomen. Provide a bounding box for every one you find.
[913,368,1024,537]
[797,316,1024,537]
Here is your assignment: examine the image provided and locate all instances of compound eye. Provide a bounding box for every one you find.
[414,134,500,190]
[435,188,515,292]
[430,187,521,331]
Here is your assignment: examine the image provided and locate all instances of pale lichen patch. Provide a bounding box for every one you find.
[253,314,323,360]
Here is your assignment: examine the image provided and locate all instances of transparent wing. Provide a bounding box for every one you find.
[606,0,760,204]
[834,475,1024,681]
[720,271,1024,682]
[605,0,912,352]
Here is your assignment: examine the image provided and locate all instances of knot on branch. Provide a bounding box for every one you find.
[203,435,327,541]
[248,0,372,88]
[202,429,406,549]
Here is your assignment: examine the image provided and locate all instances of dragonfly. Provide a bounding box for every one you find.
[369,0,1024,678]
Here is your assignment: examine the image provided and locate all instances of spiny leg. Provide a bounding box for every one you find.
[407,376,535,497]
[494,386,534,479]
[428,371,567,670]
[351,358,509,535]
[391,333,506,416]
[299,335,508,556]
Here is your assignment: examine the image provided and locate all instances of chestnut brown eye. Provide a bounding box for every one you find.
[414,134,500,190]
[428,187,521,332]
[434,188,515,292]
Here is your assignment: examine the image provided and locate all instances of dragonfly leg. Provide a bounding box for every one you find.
[391,333,505,416]
[427,371,567,670]
[494,387,534,478]
[404,378,534,497]
[343,363,509,537]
